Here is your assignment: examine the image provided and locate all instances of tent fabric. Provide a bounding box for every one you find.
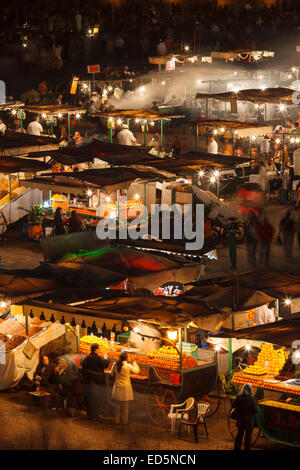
[90,109,184,119]
[195,119,273,130]
[192,186,243,221]
[213,317,300,347]
[0,319,68,390]
[192,270,300,298]
[22,105,85,116]
[0,156,50,173]
[1,188,43,225]
[195,87,299,105]
[27,141,154,166]
[0,131,58,157]
[183,284,274,312]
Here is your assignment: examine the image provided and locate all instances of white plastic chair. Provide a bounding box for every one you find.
[178,401,210,441]
[167,397,195,433]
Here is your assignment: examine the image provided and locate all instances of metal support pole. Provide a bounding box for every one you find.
[143,183,147,208]
[110,122,113,144]
[127,119,130,130]
[179,328,183,371]
[196,124,199,151]
[50,120,53,137]
[283,133,286,164]
[232,131,235,157]
[67,194,70,212]
[228,337,232,381]
[160,119,163,146]
[8,174,11,202]
[25,314,29,338]
[49,190,52,207]
[117,189,120,218]
[249,138,252,158]
[184,326,187,343]
[68,113,71,137]
[20,110,23,132]
[144,122,147,146]
[97,189,101,218]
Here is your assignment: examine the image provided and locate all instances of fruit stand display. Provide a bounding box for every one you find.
[78,334,217,427]
[229,342,300,447]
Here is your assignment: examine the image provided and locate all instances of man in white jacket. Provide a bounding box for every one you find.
[254,303,275,325]
[117,124,137,146]
[27,116,43,136]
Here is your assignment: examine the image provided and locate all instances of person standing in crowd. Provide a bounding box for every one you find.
[49,357,76,410]
[207,136,218,154]
[245,212,259,266]
[82,343,109,420]
[258,215,274,267]
[53,207,65,235]
[110,352,140,425]
[279,210,296,260]
[231,383,258,451]
[258,161,267,192]
[117,124,137,146]
[68,210,84,233]
[0,118,6,135]
[27,116,43,135]
[170,136,181,157]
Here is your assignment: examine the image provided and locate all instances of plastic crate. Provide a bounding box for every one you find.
[117,332,131,343]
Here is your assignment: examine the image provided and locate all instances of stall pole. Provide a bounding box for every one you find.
[144,123,147,146]
[127,119,130,130]
[117,189,120,218]
[160,119,163,146]
[25,314,29,338]
[249,138,252,158]
[228,337,232,381]
[282,133,286,164]
[67,113,71,137]
[205,99,208,119]
[97,189,101,218]
[50,120,53,137]
[196,124,199,151]
[184,326,187,342]
[49,190,52,207]
[179,328,183,371]
[8,174,11,202]
[76,325,80,352]
[20,110,23,132]
[110,122,113,144]
[232,131,235,157]
[143,183,147,208]
[67,194,70,212]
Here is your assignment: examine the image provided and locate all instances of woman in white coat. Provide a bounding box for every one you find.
[111,352,140,424]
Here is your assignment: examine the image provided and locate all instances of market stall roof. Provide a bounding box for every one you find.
[195,87,299,105]
[182,284,274,312]
[194,120,274,138]
[0,156,50,173]
[213,317,300,347]
[140,151,250,173]
[19,294,226,330]
[189,270,300,298]
[0,101,24,110]
[148,53,199,65]
[0,271,59,302]
[26,140,156,166]
[20,167,174,193]
[21,105,86,116]
[90,109,185,120]
[0,131,58,156]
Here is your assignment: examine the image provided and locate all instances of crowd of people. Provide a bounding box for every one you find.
[0,0,299,77]
[29,343,140,426]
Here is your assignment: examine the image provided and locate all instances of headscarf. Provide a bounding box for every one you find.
[242,383,252,395]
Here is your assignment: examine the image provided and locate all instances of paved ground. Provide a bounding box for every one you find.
[0,391,294,451]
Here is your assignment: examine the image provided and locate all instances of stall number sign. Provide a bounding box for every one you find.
[70,77,79,95]
[87,65,100,74]
[264,405,300,432]
[166,60,175,71]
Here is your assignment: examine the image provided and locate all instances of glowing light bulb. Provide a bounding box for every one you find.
[215,344,221,352]
[220,127,225,133]
[161,81,166,85]
[214,170,220,177]
[276,138,281,144]
[117,119,122,125]
[213,129,218,135]
[210,176,216,183]
[135,118,140,123]
[184,45,190,52]
[279,104,286,112]
[42,113,47,119]
[75,113,80,119]
[108,86,113,91]
[199,170,204,177]
[284,298,291,305]
[87,190,93,197]
[245,344,251,351]
[134,194,140,200]
[0,301,6,308]
[57,113,62,118]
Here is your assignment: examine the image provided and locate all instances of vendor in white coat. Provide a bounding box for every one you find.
[254,303,275,325]
[117,124,137,146]
[207,136,218,154]
[111,351,140,424]
[27,116,43,136]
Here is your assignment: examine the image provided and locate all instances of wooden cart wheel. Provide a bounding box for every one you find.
[145,385,177,427]
[201,392,221,417]
[227,415,261,446]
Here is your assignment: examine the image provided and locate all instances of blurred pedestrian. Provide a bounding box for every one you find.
[279,210,295,259]
[258,215,274,266]
[245,212,259,266]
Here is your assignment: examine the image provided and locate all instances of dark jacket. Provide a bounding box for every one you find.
[82,352,109,385]
[34,362,53,388]
[231,393,258,430]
